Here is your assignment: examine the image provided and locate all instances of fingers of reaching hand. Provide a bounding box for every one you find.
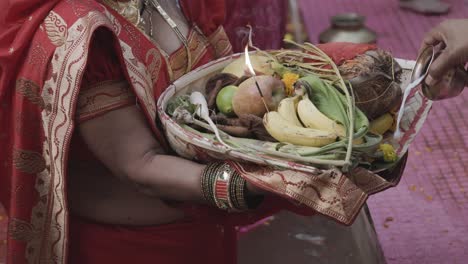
[419,25,446,54]
[428,48,453,80]
[428,46,468,82]
[419,20,468,83]
[421,21,458,80]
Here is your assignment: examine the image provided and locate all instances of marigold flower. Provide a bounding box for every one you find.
[379,143,397,162]
[282,72,300,96]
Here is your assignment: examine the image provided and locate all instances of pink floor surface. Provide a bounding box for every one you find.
[298,0,468,263]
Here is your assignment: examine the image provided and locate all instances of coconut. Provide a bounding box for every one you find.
[339,49,403,120]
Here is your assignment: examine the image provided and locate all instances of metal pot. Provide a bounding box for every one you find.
[319,13,377,44]
[411,46,467,100]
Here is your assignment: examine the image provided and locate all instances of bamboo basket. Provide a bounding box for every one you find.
[156,52,431,224]
[157,53,428,174]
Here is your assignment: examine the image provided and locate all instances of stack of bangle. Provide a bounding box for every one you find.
[201,162,251,211]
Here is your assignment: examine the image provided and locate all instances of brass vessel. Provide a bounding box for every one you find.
[319,13,377,44]
[411,46,467,100]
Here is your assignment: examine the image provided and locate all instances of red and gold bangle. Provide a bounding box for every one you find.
[229,171,248,211]
[201,162,253,211]
[201,162,219,206]
[212,163,235,210]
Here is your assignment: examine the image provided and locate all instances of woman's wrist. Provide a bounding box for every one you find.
[200,162,265,211]
[246,181,266,196]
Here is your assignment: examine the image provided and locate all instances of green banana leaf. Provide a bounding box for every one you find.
[297,75,369,139]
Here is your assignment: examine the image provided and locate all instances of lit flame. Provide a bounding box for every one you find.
[243,41,269,113]
[244,45,256,76]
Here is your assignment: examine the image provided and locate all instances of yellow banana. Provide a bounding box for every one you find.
[297,97,346,137]
[263,111,337,147]
[369,113,394,135]
[277,96,303,127]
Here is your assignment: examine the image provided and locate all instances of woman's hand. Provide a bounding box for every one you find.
[246,181,267,195]
[420,19,468,86]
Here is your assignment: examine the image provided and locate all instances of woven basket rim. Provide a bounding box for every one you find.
[156,52,420,173]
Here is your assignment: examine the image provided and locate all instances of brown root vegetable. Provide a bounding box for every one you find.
[239,114,277,142]
[207,80,223,110]
[339,50,403,120]
[211,113,276,141]
[211,113,254,138]
[216,124,253,138]
[205,73,238,95]
[232,75,285,117]
[210,113,242,126]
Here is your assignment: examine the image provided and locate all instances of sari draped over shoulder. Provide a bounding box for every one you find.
[0,1,299,263]
[222,0,288,52]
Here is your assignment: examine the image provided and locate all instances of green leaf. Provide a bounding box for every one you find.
[297,75,369,138]
[166,95,196,116]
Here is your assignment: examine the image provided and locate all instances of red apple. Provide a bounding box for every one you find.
[232,75,285,117]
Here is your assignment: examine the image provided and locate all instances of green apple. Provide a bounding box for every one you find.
[216,85,238,116]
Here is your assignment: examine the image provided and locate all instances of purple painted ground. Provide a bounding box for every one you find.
[299,0,468,263]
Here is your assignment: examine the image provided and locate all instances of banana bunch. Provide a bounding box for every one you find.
[277,96,303,126]
[297,97,346,137]
[263,96,345,147]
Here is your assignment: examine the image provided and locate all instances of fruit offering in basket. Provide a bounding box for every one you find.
[165,41,404,172]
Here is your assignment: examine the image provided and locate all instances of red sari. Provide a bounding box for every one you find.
[223,0,288,52]
[0,0,407,263]
[0,0,254,264]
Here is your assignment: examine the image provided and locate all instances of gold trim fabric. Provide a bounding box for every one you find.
[7,2,165,263]
[227,160,400,225]
[208,26,233,58]
[77,80,135,122]
[169,29,208,80]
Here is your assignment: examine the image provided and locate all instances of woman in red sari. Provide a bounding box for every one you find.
[0,1,408,264]
[0,0,307,263]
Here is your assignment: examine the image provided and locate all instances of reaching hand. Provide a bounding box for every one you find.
[419,19,468,86]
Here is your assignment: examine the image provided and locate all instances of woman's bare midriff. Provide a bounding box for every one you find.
[67,159,185,226]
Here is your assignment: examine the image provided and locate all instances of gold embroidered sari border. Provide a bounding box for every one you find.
[77,80,135,122]
[208,26,233,58]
